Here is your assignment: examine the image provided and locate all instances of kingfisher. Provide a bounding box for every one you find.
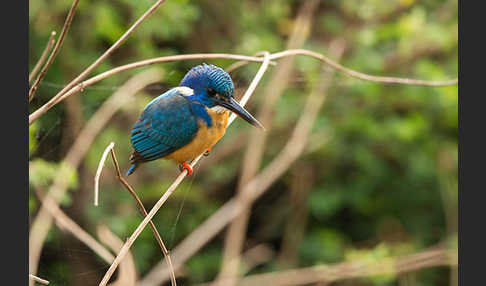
[126,63,264,176]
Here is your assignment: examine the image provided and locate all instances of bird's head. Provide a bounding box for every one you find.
[180,63,264,129]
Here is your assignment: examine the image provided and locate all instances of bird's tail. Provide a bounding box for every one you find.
[126,164,138,176]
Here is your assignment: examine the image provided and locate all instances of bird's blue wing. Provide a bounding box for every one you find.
[129,88,199,164]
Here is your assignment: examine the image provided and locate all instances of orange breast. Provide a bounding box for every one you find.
[165,109,229,163]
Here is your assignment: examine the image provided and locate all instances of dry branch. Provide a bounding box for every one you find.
[29,274,49,285]
[29,0,167,125]
[108,146,178,286]
[29,31,57,85]
[269,49,458,86]
[94,142,115,206]
[223,248,457,286]
[29,69,162,282]
[97,55,272,286]
[29,0,80,100]
[97,225,137,286]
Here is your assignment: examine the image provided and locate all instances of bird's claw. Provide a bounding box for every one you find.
[203,147,211,157]
[179,162,193,175]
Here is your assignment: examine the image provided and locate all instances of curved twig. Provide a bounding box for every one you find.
[108,147,178,286]
[29,31,57,85]
[29,0,80,100]
[94,142,115,206]
[270,49,458,86]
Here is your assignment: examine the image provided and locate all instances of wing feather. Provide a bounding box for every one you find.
[129,88,199,164]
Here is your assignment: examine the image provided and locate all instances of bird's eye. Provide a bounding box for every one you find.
[207,87,216,96]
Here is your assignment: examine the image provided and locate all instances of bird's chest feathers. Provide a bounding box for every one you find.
[197,107,229,146]
[166,107,228,162]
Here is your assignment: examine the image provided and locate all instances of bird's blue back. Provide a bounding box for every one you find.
[129,88,204,165]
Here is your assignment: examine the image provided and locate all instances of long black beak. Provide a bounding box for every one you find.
[218,97,265,130]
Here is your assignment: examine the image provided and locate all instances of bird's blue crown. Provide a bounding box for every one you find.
[179,63,234,107]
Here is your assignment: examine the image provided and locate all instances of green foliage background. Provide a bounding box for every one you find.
[29,0,457,285]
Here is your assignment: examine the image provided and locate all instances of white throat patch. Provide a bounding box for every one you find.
[176,86,194,96]
[211,106,227,114]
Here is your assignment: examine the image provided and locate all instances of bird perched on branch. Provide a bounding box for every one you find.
[126,63,264,176]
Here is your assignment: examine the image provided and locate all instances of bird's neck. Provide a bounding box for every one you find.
[186,96,214,127]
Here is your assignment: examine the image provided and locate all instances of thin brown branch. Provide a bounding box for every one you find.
[97,225,137,286]
[225,60,251,74]
[29,31,57,85]
[29,274,49,285]
[97,54,272,286]
[29,0,166,125]
[29,69,162,281]
[196,132,248,174]
[29,0,80,100]
[108,147,177,286]
[269,49,458,86]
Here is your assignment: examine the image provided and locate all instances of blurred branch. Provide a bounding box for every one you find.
[194,244,275,286]
[32,186,115,264]
[217,1,319,284]
[277,163,313,268]
[29,0,80,101]
[437,148,458,286]
[29,70,162,282]
[197,132,248,174]
[384,45,447,71]
[29,31,57,85]
[97,225,137,286]
[139,40,346,286]
[29,274,49,285]
[225,60,253,74]
[97,53,272,286]
[29,46,457,125]
[29,0,167,125]
[239,244,275,275]
[223,248,457,286]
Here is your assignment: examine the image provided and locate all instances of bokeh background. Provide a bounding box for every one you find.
[29,0,458,285]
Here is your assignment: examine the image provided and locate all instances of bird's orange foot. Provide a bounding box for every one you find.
[203,147,211,157]
[179,162,193,175]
